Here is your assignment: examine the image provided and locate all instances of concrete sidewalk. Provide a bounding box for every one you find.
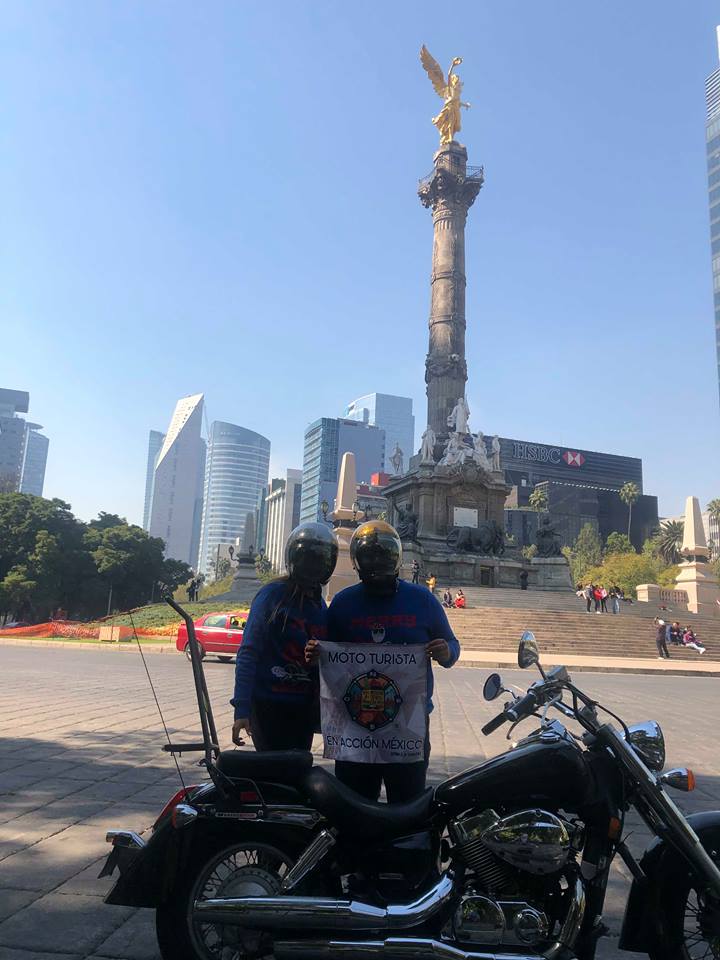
[458,648,720,676]
[1,635,719,676]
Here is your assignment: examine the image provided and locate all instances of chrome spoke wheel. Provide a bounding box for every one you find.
[683,887,720,960]
[187,843,292,960]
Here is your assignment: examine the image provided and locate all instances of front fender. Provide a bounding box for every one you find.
[618,810,720,952]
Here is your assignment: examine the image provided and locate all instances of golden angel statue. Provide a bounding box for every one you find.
[420,45,470,145]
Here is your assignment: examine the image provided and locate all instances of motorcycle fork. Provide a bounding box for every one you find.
[574,830,617,960]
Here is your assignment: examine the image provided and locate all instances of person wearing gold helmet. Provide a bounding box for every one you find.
[306,519,460,803]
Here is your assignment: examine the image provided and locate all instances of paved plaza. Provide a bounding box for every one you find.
[0,644,718,960]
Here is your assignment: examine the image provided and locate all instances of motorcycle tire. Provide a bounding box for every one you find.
[155,833,298,960]
[647,858,720,960]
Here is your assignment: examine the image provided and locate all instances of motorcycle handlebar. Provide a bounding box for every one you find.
[481,711,509,735]
[481,689,540,736]
[505,690,538,722]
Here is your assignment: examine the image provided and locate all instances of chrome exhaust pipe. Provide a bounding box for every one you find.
[274,938,539,960]
[193,872,455,930]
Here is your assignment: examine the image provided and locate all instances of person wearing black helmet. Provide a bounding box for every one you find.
[231,522,338,751]
[306,519,460,802]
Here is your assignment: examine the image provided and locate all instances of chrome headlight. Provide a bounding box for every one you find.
[625,720,665,771]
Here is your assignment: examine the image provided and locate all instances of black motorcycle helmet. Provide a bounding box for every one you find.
[285,522,338,588]
[350,520,402,593]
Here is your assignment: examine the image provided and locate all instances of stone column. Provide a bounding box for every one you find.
[419,142,483,441]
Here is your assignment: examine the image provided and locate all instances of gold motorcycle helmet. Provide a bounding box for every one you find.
[350,520,402,590]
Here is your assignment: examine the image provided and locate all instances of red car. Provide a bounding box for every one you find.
[176,611,247,663]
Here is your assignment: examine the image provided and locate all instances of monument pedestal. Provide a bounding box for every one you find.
[531,556,574,591]
[211,561,261,606]
[675,561,720,616]
[325,452,360,602]
[674,495,720,617]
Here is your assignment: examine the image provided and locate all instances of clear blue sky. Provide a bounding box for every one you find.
[2,1,719,525]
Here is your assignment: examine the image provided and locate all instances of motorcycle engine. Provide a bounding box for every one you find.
[448,808,580,947]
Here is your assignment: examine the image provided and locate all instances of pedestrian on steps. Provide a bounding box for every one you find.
[654,618,671,660]
[584,584,593,613]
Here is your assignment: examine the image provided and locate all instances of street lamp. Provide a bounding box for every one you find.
[320,499,329,521]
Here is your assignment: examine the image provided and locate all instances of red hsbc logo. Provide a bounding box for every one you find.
[563,451,585,467]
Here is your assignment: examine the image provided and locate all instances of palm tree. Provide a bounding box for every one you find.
[708,499,720,560]
[528,487,548,512]
[657,519,684,564]
[619,481,640,541]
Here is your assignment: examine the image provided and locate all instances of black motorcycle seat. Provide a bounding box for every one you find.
[302,766,434,840]
[216,750,313,785]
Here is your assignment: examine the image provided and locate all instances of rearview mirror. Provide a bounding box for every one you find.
[483,673,504,702]
[518,631,540,670]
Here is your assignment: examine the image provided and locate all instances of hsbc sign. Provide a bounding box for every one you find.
[511,442,585,468]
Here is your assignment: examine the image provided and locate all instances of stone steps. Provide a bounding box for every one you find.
[445,585,709,621]
[445,605,720,662]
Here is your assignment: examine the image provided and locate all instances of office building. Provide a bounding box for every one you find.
[344,393,415,470]
[0,389,49,496]
[264,469,303,573]
[148,394,205,565]
[498,435,658,550]
[142,430,166,530]
[197,421,270,577]
[19,425,49,496]
[706,27,720,405]
[300,418,385,524]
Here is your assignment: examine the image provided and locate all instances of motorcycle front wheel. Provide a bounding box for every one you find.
[651,873,720,960]
[156,838,295,960]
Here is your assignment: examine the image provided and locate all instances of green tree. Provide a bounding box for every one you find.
[0,566,38,620]
[85,521,185,613]
[566,523,603,584]
[0,494,93,619]
[528,487,548,512]
[604,532,634,556]
[619,481,640,541]
[655,519,684,564]
[584,552,661,599]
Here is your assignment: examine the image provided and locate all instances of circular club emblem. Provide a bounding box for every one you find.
[343,670,403,731]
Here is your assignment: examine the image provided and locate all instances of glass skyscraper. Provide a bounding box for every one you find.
[0,389,49,496]
[142,430,166,530]
[344,393,415,471]
[706,27,720,405]
[148,394,205,565]
[197,421,270,577]
[300,417,385,524]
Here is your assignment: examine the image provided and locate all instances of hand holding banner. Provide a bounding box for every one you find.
[319,642,427,764]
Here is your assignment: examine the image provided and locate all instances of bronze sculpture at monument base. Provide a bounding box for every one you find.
[385,459,572,591]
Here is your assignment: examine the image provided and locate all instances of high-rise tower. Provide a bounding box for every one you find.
[148,394,205,565]
[197,421,270,577]
[705,26,720,405]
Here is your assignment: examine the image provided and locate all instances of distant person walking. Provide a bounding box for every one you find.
[593,585,602,614]
[600,587,608,613]
[654,618,671,660]
[411,560,420,584]
[426,573,437,595]
[583,584,593,613]
[519,570,529,591]
[610,586,622,614]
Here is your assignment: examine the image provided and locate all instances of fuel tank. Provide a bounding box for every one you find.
[435,734,590,813]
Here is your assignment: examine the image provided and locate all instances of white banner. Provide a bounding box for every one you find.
[319,642,427,764]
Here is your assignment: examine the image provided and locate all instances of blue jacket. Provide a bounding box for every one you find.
[327,579,460,712]
[231,581,327,720]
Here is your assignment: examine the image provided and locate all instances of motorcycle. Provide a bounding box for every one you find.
[100,599,720,960]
